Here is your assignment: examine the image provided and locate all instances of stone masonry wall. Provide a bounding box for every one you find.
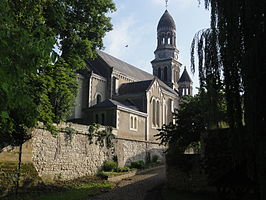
[115,138,165,167]
[31,126,111,181]
[0,123,165,182]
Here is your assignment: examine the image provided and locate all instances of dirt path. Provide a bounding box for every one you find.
[86,166,166,200]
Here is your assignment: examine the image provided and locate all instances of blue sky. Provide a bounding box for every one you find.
[103,0,210,91]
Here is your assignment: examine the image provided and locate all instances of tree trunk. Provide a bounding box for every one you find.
[15,143,22,195]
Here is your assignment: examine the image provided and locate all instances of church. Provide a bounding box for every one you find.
[70,10,192,142]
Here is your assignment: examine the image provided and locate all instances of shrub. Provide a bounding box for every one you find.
[116,167,130,172]
[102,160,118,172]
[152,154,159,163]
[130,160,145,169]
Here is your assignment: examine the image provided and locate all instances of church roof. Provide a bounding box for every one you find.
[178,67,192,83]
[90,99,140,112]
[157,10,176,31]
[97,50,153,81]
[87,50,178,97]
[118,80,154,95]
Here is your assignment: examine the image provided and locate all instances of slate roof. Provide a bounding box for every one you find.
[178,68,192,83]
[157,10,176,31]
[97,50,153,81]
[118,80,154,95]
[89,99,140,111]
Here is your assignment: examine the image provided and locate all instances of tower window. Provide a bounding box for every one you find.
[158,68,161,79]
[168,38,170,44]
[164,67,167,81]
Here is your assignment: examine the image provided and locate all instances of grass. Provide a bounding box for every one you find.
[2,176,115,200]
[162,188,218,200]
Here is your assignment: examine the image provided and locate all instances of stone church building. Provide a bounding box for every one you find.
[70,10,192,143]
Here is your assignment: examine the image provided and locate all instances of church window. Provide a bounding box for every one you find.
[156,101,160,126]
[152,99,156,126]
[130,114,138,131]
[164,67,167,81]
[158,68,161,79]
[96,94,102,104]
[164,104,167,124]
[169,99,174,112]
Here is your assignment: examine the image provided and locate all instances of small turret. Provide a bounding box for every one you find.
[178,67,193,96]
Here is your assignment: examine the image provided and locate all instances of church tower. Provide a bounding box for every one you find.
[151,9,181,90]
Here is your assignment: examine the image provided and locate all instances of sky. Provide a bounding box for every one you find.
[103,0,210,91]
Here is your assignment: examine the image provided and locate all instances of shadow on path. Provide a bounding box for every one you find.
[86,166,165,200]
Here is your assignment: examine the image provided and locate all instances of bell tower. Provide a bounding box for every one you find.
[151,9,181,90]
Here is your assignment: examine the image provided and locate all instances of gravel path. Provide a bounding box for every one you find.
[86,166,166,200]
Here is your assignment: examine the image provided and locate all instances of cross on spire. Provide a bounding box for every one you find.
[165,0,168,10]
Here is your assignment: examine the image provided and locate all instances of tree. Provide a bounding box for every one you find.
[192,1,266,198]
[156,92,227,153]
[0,0,116,144]
[0,0,115,193]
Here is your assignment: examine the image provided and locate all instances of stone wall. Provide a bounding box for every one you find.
[115,138,165,167]
[0,123,165,183]
[31,126,112,181]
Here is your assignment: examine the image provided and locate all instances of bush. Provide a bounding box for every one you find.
[130,160,145,169]
[102,160,118,172]
[116,167,130,172]
[152,154,159,163]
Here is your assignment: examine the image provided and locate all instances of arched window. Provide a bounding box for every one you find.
[152,99,156,126]
[130,116,133,129]
[96,94,102,104]
[134,117,137,129]
[158,68,161,79]
[164,67,167,81]
[157,101,160,126]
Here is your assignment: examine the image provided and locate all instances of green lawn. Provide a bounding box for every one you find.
[3,177,114,200]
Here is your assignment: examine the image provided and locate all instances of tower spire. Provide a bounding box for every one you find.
[165,0,168,10]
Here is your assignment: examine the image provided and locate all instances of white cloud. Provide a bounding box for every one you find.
[104,16,137,58]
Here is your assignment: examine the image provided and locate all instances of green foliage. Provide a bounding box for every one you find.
[0,0,116,147]
[130,160,145,169]
[152,155,159,163]
[102,160,118,172]
[156,91,227,153]
[88,124,115,148]
[116,167,131,173]
[194,1,266,198]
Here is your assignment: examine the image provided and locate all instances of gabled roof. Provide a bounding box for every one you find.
[178,67,192,83]
[86,50,178,97]
[118,80,154,95]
